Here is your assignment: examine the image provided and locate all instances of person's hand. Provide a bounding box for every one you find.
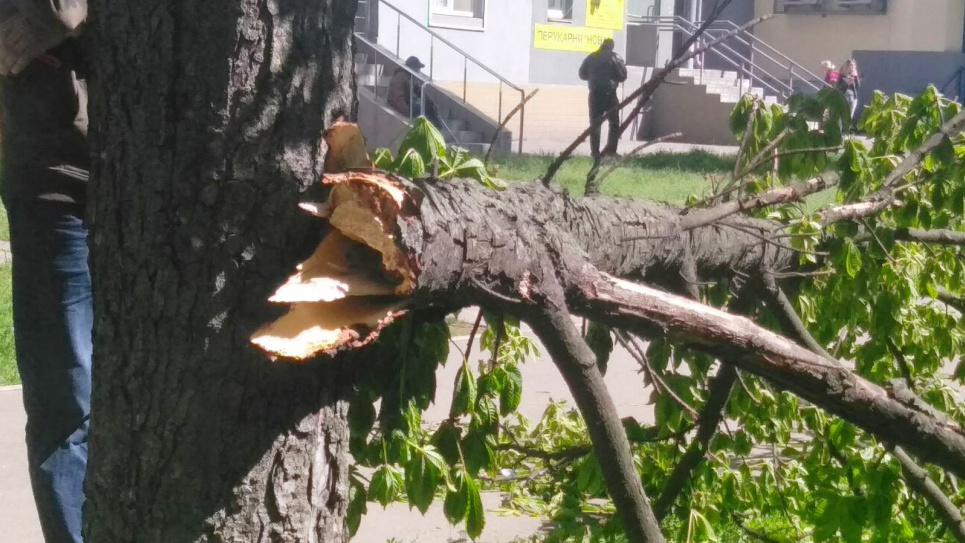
[0,12,65,76]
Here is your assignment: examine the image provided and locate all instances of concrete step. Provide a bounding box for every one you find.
[449,129,486,143]
[452,142,491,156]
[447,118,469,131]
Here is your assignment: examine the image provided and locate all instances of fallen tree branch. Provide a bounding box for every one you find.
[895,227,965,247]
[526,308,665,543]
[680,174,839,233]
[254,171,965,495]
[584,133,683,196]
[763,273,833,360]
[891,445,965,543]
[881,109,965,189]
[568,271,965,478]
[817,110,965,227]
[484,89,540,165]
[937,288,965,314]
[653,364,737,520]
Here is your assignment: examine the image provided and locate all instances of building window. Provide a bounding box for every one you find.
[429,0,486,29]
[548,0,574,21]
[774,0,887,15]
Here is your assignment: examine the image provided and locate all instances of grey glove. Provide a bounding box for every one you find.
[0,10,66,75]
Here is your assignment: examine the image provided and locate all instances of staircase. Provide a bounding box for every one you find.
[628,15,826,145]
[675,68,782,107]
[353,0,517,157]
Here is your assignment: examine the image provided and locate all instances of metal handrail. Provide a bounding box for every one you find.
[356,34,460,143]
[941,65,965,101]
[628,16,794,99]
[704,17,827,87]
[628,14,826,95]
[372,0,527,152]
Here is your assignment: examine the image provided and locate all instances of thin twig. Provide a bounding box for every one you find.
[585,133,683,195]
[484,89,540,165]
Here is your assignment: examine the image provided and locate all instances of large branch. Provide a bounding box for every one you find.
[818,109,965,227]
[653,364,736,520]
[251,172,965,482]
[526,308,665,543]
[681,174,838,233]
[892,446,965,543]
[568,271,965,479]
[895,227,965,247]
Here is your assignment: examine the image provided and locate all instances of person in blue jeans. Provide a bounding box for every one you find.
[0,1,90,542]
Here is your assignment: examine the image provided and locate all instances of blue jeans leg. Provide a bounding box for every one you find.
[6,200,91,543]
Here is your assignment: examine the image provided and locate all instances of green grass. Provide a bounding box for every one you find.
[492,151,838,211]
[492,151,735,205]
[0,265,16,386]
[0,203,9,242]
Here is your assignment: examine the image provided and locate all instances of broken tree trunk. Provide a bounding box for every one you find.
[253,174,965,486]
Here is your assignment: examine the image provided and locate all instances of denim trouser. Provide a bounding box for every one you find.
[6,198,91,543]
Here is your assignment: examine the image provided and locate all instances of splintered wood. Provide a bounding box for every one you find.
[251,123,414,361]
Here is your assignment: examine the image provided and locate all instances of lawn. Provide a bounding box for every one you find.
[492,151,735,205]
[0,265,14,386]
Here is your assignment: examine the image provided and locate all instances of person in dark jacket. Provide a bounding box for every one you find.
[0,1,90,542]
[387,55,443,129]
[836,58,860,130]
[579,38,627,157]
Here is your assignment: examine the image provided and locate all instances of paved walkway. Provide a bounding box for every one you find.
[0,313,655,542]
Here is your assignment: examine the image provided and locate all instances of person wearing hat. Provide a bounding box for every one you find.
[0,1,91,542]
[388,55,428,118]
[579,38,628,158]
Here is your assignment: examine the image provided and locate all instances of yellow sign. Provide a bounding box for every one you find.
[586,0,625,30]
[533,24,614,53]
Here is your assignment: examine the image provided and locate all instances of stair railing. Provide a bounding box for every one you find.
[941,65,965,102]
[356,34,461,147]
[627,14,828,101]
[365,0,527,153]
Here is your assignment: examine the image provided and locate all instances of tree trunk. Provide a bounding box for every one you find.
[84,0,359,540]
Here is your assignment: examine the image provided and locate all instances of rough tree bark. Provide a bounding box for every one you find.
[84,0,359,540]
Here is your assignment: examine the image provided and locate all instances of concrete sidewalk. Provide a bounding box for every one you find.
[0,323,655,543]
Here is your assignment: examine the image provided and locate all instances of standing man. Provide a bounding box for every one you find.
[579,38,627,158]
[0,1,90,542]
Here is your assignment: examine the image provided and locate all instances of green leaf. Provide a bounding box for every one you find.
[431,422,462,465]
[813,498,840,542]
[465,477,486,540]
[372,147,394,170]
[499,363,523,416]
[843,239,862,278]
[839,497,866,543]
[397,116,448,164]
[450,362,477,418]
[394,148,427,178]
[369,464,404,507]
[474,395,499,430]
[347,476,368,536]
[405,446,445,514]
[444,469,469,524]
[462,426,497,474]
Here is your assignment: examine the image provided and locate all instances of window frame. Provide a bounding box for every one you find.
[428,0,487,31]
[774,0,887,15]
